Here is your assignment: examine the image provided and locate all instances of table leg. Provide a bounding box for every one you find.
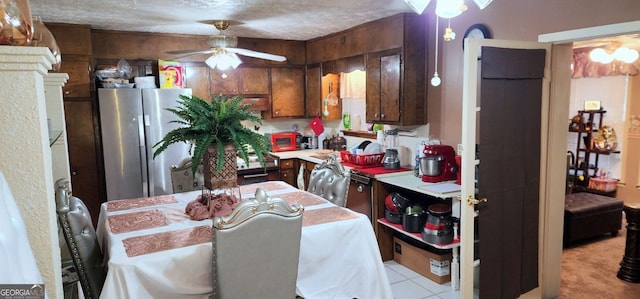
[618,203,640,283]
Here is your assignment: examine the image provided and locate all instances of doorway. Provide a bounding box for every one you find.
[539,20,640,298]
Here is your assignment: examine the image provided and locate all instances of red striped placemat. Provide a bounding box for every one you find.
[107,209,170,234]
[277,191,327,207]
[122,225,212,257]
[302,206,359,227]
[106,195,178,212]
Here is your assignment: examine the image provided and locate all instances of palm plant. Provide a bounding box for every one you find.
[152,94,269,178]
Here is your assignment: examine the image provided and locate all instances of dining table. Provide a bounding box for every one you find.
[96,180,393,299]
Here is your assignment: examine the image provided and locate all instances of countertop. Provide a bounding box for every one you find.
[270,149,413,178]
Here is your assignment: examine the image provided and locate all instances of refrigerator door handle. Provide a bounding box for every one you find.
[137,114,149,197]
[144,114,155,196]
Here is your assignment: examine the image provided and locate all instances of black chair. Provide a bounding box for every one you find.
[55,179,106,299]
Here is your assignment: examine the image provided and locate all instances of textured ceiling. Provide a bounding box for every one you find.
[30,0,413,40]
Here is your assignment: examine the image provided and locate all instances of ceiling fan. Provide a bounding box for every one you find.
[167,20,287,70]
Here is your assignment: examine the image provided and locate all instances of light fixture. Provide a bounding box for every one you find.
[431,16,441,87]
[404,0,431,14]
[405,0,492,18]
[473,0,493,10]
[205,49,242,70]
[435,0,467,19]
[589,46,639,64]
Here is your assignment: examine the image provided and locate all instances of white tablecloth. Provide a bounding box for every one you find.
[97,181,392,299]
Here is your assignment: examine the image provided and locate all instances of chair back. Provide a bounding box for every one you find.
[212,188,304,299]
[170,158,205,193]
[307,154,351,207]
[55,179,106,299]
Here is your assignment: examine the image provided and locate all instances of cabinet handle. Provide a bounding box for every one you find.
[64,91,70,95]
[282,173,288,177]
[274,110,279,115]
[381,114,385,119]
[374,113,378,118]
[357,185,364,192]
[72,171,77,176]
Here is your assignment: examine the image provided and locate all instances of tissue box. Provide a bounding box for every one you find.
[588,177,617,192]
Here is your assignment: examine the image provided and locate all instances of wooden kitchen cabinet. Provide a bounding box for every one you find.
[305,64,323,118]
[271,67,305,118]
[64,99,104,226]
[366,52,400,123]
[279,158,298,186]
[59,57,92,98]
[302,160,316,188]
[210,67,269,96]
[185,64,209,99]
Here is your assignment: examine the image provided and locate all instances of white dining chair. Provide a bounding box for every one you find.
[211,188,304,299]
[307,154,351,207]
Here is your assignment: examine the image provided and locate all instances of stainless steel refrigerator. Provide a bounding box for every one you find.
[98,88,193,201]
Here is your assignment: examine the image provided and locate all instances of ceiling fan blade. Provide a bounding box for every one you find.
[226,48,287,62]
[166,49,214,55]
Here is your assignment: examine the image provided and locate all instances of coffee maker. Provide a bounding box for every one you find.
[420,145,458,183]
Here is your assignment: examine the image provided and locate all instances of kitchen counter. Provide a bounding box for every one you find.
[270,149,414,178]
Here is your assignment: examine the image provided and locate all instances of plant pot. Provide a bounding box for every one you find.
[203,143,238,190]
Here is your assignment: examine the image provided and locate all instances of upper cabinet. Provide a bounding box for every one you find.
[305,64,323,118]
[210,67,270,96]
[367,51,400,123]
[271,67,305,118]
[306,13,428,126]
[47,23,93,99]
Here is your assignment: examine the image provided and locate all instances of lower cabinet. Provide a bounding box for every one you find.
[279,159,297,186]
[237,170,280,185]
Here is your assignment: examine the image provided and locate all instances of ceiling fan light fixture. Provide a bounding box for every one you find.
[404,0,431,14]
[205,51,242,70]
[208,35,238,48]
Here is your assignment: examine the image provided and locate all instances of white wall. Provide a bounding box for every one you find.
[567,75,628,179]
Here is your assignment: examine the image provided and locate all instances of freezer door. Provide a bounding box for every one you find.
[98,88,147,201]
[142,88,193,196]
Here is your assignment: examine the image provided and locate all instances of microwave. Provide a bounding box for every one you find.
[266,132,301,152]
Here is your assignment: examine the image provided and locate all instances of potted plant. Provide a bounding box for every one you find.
[153,94,269,190]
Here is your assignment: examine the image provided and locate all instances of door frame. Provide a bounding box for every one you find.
[538,20,640,298]
[461,39,552,299]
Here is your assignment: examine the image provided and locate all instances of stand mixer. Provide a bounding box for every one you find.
[420,145,458,183]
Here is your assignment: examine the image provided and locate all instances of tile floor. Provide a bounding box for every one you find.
[384,260,478,299]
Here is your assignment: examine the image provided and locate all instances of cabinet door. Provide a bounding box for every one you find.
[303,161,316,188]
[366,55,381,122]
[366,53,401,123]
[321,74,342,120]
[60,59,91,98]
[240,67,270,95]
[271,67,305,117]
[210,68,240,95]
[64,99,103,226]
[306,65,322,118]
[185,65,209,99]
[380,55,401,122]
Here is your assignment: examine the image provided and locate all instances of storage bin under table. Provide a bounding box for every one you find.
[564,192,623,245]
